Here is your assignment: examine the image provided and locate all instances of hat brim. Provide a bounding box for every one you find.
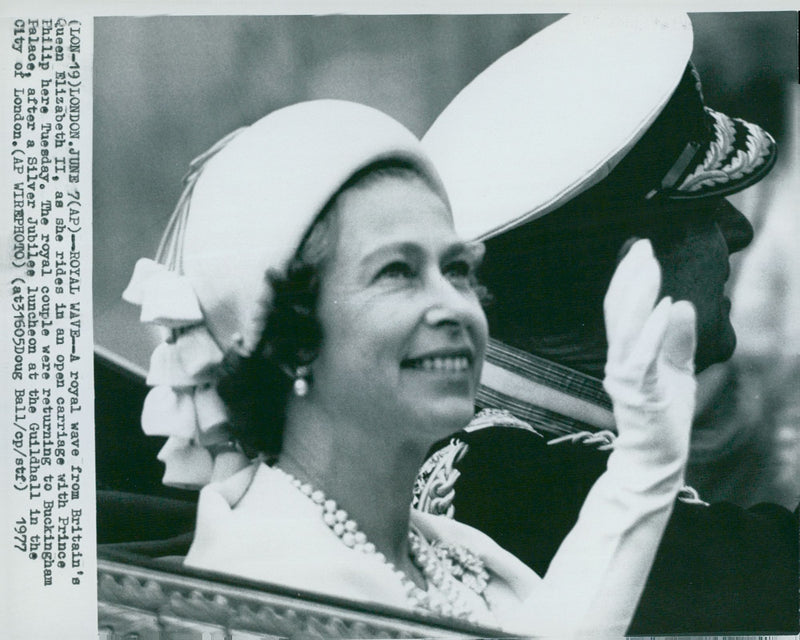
[665,108,777,200]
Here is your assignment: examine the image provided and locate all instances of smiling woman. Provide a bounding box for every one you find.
[306,167,487,441]
[121,98,698,636]
[216,161,487,458]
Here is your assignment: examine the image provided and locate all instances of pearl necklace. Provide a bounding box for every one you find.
[276,467,490,623]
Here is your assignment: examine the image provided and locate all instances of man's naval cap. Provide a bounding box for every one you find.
[423,12,777,241]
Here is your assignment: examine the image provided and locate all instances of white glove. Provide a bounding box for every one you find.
[603,238,697,475]
[512,240,700,638]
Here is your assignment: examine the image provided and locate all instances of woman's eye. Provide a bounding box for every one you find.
[444,260,474,286]
[376,261,414,281]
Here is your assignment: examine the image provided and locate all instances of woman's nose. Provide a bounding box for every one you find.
[423,274,483,330]
[424,306,461,327]
[717,200,754,254]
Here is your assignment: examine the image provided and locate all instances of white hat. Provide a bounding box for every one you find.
[422,13,694,240]
[181,99,447,354]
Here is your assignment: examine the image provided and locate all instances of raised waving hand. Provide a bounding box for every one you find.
[521,238,697,637]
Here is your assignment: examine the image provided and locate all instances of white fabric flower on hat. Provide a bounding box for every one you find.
[124,257,249,489]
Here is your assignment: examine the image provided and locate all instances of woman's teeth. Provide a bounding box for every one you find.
[409,356,470,372]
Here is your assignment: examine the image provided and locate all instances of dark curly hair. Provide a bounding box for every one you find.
[216,159,439,458]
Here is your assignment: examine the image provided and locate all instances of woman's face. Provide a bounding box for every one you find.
[310,173,488,442]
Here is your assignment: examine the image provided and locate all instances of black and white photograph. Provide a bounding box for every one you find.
[3,4,799,638]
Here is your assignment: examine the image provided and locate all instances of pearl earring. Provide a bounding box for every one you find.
[293,366,310,397]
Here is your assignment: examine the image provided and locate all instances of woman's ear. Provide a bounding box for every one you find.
[296,347,317,366]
